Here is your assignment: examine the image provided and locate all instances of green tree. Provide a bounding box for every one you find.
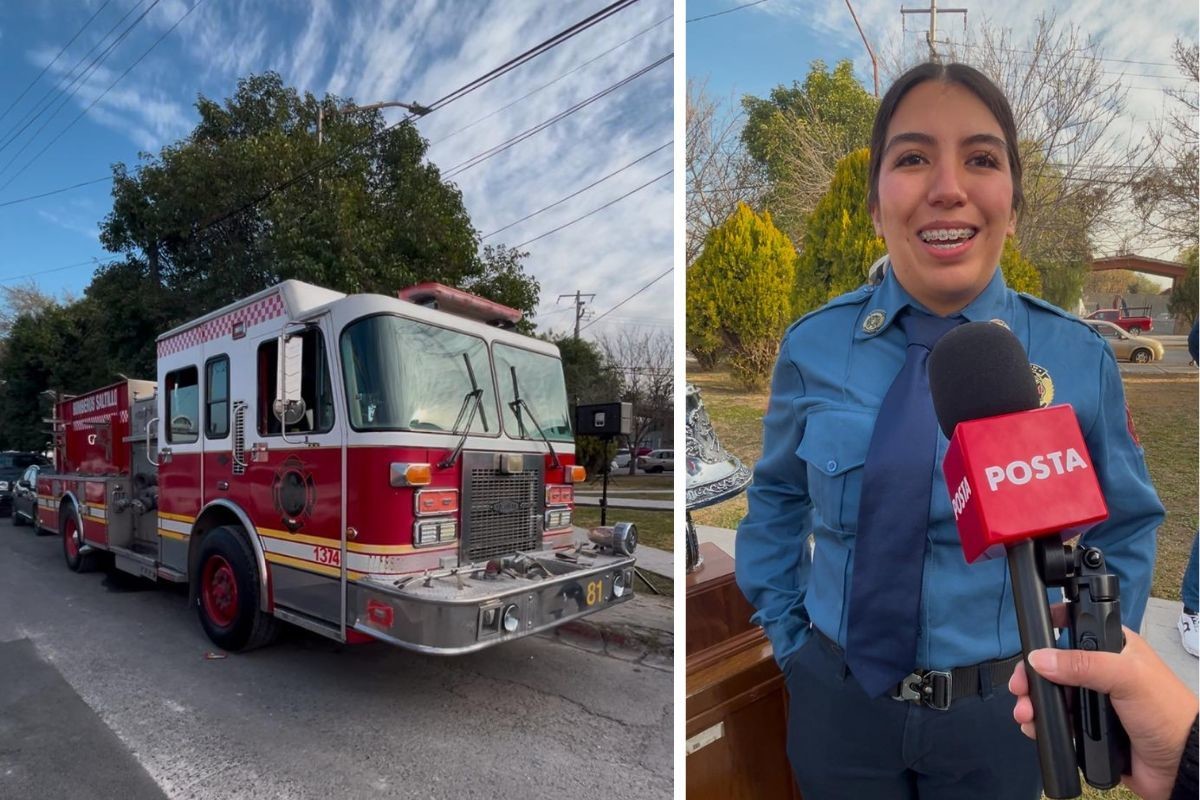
[687,203,796,387]
[999,238,1042,296]
[100,72,540,361]
[549,334,623,476]
[794,149,885,314]
[1168,246,1198,324]
[740,60,877,242]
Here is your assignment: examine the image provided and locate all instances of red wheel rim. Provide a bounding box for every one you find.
[64,516,79,559]
[201,555,239,628]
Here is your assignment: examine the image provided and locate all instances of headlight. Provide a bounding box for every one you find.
[0,481,10,492]
[613,570,627,598]
[502,604,521,633]
[412,517,457,547]
[544,508,572,529]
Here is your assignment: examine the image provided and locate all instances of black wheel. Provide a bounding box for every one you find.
[195,526,280,652]
[12,508,26,527]
[1131,348,1151,364]
[652,465,664,473]
[61,508,99,573]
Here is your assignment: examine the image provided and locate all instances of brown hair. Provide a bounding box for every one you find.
[867,62,1023,214]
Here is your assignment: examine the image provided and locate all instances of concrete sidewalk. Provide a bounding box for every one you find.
[576,495,673,511]
[695,524,1199,694]
[538,527,675,669]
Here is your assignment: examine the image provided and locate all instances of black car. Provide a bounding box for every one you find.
[0,452,50,516]
[12,463,42,529]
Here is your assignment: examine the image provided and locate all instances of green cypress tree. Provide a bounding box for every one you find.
[687,202,797,387]
[794,148,885,315]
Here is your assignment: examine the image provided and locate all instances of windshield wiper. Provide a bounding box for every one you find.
[438,354,489,469]
[508,366,560,468]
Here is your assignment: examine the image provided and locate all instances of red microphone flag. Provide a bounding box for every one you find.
[942,404,1109,564]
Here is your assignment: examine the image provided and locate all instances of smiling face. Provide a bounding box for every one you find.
[870,80,1017,316]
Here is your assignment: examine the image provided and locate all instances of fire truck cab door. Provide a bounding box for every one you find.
[223,320,344,570]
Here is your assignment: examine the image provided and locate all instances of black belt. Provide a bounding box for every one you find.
[814,630,1022,711]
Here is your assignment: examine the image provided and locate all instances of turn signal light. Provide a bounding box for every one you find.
[565,465,586,484]
[390,462,432,487]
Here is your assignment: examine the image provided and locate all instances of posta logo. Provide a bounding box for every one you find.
[983,449,1089,492]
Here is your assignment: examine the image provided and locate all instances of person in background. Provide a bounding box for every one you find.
[1008,611,1198,800]
[736,61,1163,800]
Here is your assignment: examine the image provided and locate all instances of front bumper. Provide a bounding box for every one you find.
[350,549,637,654]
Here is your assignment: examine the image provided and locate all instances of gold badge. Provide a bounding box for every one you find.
[1031,364,1054,407]
[862,310,886,333]
[990,318,1010,330]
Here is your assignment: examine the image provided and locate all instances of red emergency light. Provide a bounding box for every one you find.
[397,282,522,328]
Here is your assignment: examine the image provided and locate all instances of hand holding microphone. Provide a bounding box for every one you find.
[928,322,1128,799]
[1008,605,1198,800]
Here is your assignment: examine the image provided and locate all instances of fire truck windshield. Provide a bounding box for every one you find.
[493,343,572,443]
[339,315,500,433]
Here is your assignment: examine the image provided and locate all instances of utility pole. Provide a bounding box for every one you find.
[559,290,595,339]
[844,0,879,97]
[900,0,967,61]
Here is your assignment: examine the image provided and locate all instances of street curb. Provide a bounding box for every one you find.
[549,617,674,671]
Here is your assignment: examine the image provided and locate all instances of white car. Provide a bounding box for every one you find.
[637,449,674,473]
[609,450,632,471]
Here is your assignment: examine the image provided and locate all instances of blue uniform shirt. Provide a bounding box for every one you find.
[735,266,1163,672]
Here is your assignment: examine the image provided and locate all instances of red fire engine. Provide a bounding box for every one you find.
[35,280,637,653]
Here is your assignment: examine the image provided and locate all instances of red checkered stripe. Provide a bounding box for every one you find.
[156,292,286,358]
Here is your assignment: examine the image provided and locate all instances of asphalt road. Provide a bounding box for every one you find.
[0,518,672,800]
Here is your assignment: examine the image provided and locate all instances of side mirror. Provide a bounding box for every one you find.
[273,333,307,426]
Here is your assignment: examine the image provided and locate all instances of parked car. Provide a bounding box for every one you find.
[11,464,41,529]
[637,449,674,473]
[0,452,50,516]
[609,449,632,471]
[1084,320,1165,363]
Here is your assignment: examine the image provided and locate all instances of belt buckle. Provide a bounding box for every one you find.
[893,670,953,711]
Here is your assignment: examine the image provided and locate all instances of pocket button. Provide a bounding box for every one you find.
[826,460,837,473]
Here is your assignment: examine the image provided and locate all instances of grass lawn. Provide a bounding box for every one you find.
[583,472,674,491]
[688,370,1199,603]
[573,505,673,553]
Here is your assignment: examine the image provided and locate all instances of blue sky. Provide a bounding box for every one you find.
[0,0,673,340]
[687,0,1199,264]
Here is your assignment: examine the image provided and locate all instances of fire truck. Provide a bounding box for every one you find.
[34,280,637,653]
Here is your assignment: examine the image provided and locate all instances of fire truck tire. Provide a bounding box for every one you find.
[196,526,280,652]
[61,511,99,573]
[12,509,26,526]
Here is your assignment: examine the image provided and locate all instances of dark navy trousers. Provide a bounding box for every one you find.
[784,633,1043,800]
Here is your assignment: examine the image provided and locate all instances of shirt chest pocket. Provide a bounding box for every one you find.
[795,407,876,534]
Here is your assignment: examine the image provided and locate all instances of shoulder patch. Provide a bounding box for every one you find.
[787,285,873,334]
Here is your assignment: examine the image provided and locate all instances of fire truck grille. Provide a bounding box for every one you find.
[464,468,541,562]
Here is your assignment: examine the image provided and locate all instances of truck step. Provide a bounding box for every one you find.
[112,549,158,581]
[273,604,346,643]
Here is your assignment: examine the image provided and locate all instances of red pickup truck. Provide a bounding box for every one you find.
[1085,308,1153,335]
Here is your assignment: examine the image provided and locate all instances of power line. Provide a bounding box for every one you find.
[0,0,202,193]
[934,39,1192,73]
[431,12,671,147]
[0,0,158,159]
[482,140,671,239]
[512,169,671,248]
[0,255,122,285]
[580,266,672,332]
[170,0,645,242]
[442,53,672,178]
[0,0,113,128]
[686,0,770,24]
[0,176,112,209]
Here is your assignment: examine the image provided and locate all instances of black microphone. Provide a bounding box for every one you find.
[928,322,1081,799]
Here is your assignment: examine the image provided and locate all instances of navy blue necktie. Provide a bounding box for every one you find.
[845,309,963,698]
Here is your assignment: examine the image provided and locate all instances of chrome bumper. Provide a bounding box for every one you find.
[349,550,637,655]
